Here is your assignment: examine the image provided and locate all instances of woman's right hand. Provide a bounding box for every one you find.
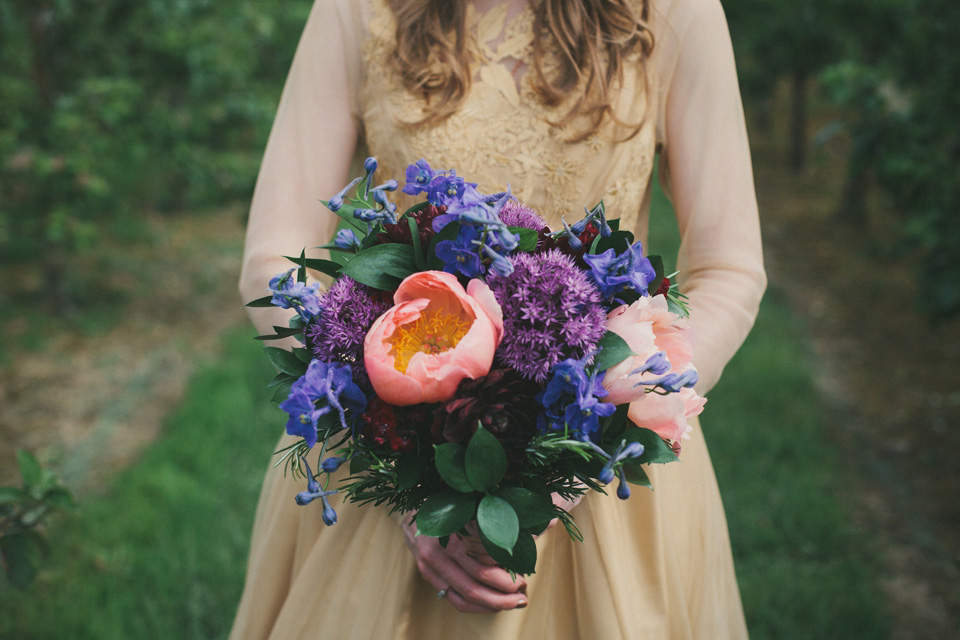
[400,515,528,614]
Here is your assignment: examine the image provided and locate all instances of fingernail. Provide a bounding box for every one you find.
[516,599,528,609]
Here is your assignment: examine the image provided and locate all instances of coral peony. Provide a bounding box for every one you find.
[363,271,503,406]
[602,295,704,447]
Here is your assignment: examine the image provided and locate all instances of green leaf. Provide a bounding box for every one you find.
[464,427,507,492]
[254,326,303,341]
[270,381,294,404]
[17,450,42,488]
[0,532,41,589]
[396,452,428,491]
[600,403,629,440]
[647,255,665,295]
[338,243,416,290]
[263,347,308,376]
[477,494,519,553]
[416,491,479,538]
[506,226,539,252]
[245,295,275,308]
[623,427,679,464]
[493,487,555,528]
[622,463,652,487]
[293,347,312,364]
[407,215,427,271]
[479,528,538,575]
[42,486,76,510]
[434,444,474,493]
[594,229,634,254]
[593,331,637,373]
[282,256,342,279]
[349,453,373,475]
[0,487,24,506]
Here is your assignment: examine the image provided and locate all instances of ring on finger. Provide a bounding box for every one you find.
[436,588,448,599]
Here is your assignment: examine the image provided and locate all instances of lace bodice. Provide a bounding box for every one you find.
[240,0,766,394]
[360,0,654,232]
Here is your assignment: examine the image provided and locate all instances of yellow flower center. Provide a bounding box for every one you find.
[390,309,472,373]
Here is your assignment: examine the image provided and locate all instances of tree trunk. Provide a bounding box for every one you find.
[790,70,808,173]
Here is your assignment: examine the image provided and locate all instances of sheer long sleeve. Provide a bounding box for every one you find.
[655,0,767,395]
[238,0,363,337]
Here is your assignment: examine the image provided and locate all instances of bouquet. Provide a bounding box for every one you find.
[248,158,704,574]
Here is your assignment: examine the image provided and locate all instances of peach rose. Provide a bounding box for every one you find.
[363,271,503,406]
[602,295,704,447]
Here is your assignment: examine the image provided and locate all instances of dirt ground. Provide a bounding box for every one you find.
[0,208,248,491]
[752,120,960,637]
[1,129,958,637]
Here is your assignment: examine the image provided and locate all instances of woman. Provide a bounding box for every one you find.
[233,0,765,637]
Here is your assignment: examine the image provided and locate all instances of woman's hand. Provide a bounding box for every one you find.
[400,515,528,614]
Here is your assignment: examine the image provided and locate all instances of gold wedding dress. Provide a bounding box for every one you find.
[231,0,766,637]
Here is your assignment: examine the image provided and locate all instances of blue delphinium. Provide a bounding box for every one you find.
[583,241,656,300]
[634,368,699,394]
[538,358,615,441]
[294,458,339,524]
[279,360,367,448]
[269,268,322,322]
[334,228,362,251]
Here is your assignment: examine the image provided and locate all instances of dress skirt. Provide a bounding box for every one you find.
[229,416,749,639]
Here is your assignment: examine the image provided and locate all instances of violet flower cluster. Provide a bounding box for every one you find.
[257,156,702,533]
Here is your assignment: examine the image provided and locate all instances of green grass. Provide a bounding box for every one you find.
[0,329,279,640]
[1,183,889,638]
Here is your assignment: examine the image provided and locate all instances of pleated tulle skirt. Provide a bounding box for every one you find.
[229,417,748,640]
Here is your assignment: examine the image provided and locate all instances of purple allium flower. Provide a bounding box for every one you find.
[305,277,392,385]
[488,250,606,382]
[583,241,656,300]
[498,201,548,233]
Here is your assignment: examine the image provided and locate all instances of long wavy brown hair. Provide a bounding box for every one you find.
[387,0,654,140]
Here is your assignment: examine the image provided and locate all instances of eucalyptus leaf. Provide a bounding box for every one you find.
[479,527,538,575]
[477,494,519,553]
[396,452,428,491]
[464,427,507,492]
[416,491,479,538]
[494,487,556,528]
[623,463,652,487]
[506,226,539,252]
[622,427,679,464]
[338,243,416,290]
[434,444,474,493]
[282,256,342,279]
[593,331,637,373]
[263,347,308,377]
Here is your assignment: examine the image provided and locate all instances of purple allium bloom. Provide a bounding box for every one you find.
[269,268,322,321]
[498,200,548,233]
[280,360,367,448]
[583,241,656,300]
[305,277,392,384]
[488,250,606,382]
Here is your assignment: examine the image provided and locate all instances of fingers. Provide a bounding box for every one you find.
[411,535,528,613]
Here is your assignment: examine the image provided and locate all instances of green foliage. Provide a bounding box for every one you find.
[0,450,76,589]
[0,0,311,301]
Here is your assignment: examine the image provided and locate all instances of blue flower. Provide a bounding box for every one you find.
[616,469,631,500]
[402,159,436,196]
[583,241,656,299]
[629,351,671,377]
[294,458,340,525]
[634,369,699,394]
[597,440,645,485]
[334,228,361,251]
[279,360,367,448]
[327,177,362,212]
[321,456,347,472]
[538,359,615,441]
[541,359,590,407]
[269,268,322,321]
